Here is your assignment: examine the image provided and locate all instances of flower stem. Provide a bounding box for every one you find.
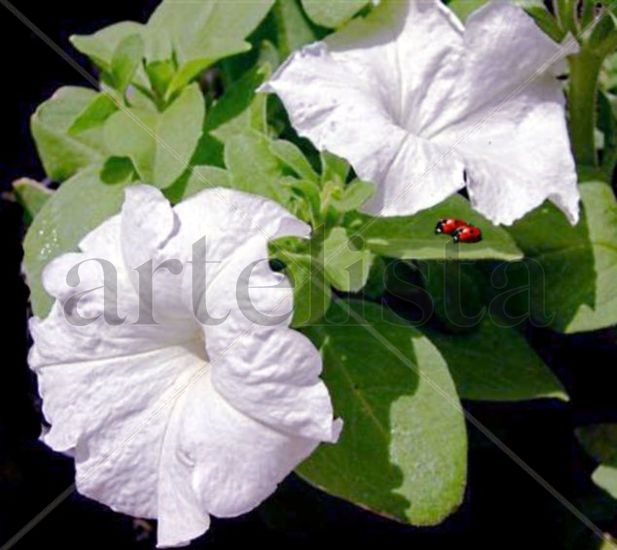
[568,49,603,168]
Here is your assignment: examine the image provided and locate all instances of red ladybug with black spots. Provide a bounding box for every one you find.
[434,218,467,235]
[452,225,482,243]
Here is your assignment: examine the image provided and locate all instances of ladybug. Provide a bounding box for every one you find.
[453,225,482,243]
[435,218,468,235]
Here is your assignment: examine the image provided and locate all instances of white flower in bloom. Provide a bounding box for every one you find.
[261,0,580,225]
[29,185,341,547]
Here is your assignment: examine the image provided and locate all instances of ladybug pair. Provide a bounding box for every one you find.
[435,218,482,243]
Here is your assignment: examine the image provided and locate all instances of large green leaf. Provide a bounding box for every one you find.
[301,0,369,28]
[353,194,523,261]
[148,0,274,95]
[425,320,568,402]
[31,87,109,181]
[224,130,291,205]
[104,84,205,188]
[23,166,132,318]
[508,182,617,333]
[300,300,467,526]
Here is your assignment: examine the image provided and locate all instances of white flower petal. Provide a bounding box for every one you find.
[30,186,338,547]
[262,0,467,217]
[431,1,580,224]
[262,0,579,225]
[158,371,325,547]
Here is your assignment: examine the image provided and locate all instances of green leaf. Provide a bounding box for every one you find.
[12,178,53,224]
[301,0,369,28]
[272,0,317,58]
[284,253,331,327]
[322,227,374,292]
[224,130,290,204]
[354,194,523,261]
[71,22,146,70]
[31,87,108,181]
[578,424,617,466]
[577,424,617,499]
[508,182,617,333]
[145,59,176,100]
[425,320,568,402]
[165,165,233,204]
[68,93,118,135]
[592,466,617,500]
[104,84,205,188]
[321,150,350,184]
[418,261,486,333]
[269,139,320,183]
[300,300,467,526]
[525,6,566,42]
[148,0,274,95]
[110,34,145,94]
[589,12,617,58]
[205,65,270,143]
[23,166,131,318]
[332,179,375,212]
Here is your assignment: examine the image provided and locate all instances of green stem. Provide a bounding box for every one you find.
[568,49,603,168]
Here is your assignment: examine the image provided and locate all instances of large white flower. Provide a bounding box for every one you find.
[261,0,580,225]
[29,185,341,547]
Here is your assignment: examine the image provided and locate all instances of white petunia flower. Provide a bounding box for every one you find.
[29,185,341,547]
[261,0,580,225]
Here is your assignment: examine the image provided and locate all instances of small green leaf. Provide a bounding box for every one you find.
[12,178,53,224]
[426,320,568,402]
[321,150,350,184]
[165,165,233,204]
[321,227,374,292]
[104,84,205,188]
[23,166,132,318]
[301,0,369,28]
[525,6,566,42]
[145,59,176,100]
[31,87,108,181]
[272,0,317,58]
[284,254,331,327]
[206,65,270,143]
[589,12,617,58]
[224,130,290,204]
[287,179,322,224]
[332,179,375,212]
[300,300,467,526]
[355,194,523,261]
[508,182,617,333]
[68,93,118,135]
[269,139,320,183]
[71,21,146,70]
[110,34,145,94]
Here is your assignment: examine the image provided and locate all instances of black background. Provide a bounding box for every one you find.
[1,1,617,548]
